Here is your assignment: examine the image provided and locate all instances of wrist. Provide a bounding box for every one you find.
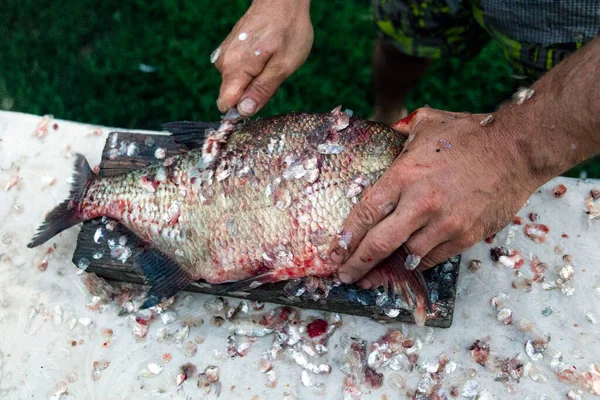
[495,38,600,187]
[487,105,556,191]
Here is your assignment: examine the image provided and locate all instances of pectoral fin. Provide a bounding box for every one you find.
[136,248,194,309]
[370,250,432,326]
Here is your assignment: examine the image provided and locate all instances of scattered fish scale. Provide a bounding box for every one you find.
[468,259,482,272]
[139,362,163,378]
[552,184,567,198]
[530,258,548,283]
[469,337,491,367]
[525,333,551,362]
[585,194,600,219]
[91,360,110,382]
[414,354,454,399]
[555,363,600,396]
[524,223,549,243]
[497,249,524,269]
[470,337,525,393]
[480,114,494,126]
[341,335,367,399]
[513,87,534,105]
[496,307,513,325]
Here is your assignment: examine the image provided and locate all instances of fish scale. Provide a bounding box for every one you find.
[29,107,432,325]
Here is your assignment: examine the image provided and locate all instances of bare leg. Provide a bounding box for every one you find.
[371,38,431,125]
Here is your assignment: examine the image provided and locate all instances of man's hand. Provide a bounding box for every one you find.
[213,0,313,116]
[330,35,600,289]
[329,108,539,287]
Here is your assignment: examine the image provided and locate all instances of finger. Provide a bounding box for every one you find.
[216,46,273,113]
[237,58,292,116]
[337,199,427,283]
[395,219,454,270]
[357,275,373,290]
[217,68,255,113]
[357,266,385,290]
[355,262,389,290]
[418,240,464,269]
[328,172,401,265]
[356,228,444,289]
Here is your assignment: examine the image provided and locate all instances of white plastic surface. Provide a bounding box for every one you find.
[0,111,599,399]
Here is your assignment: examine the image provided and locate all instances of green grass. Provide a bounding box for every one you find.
[1,0,597,177]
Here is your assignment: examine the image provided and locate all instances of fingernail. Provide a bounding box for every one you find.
[238,98,257,115]
[338,272,353,284]
[330,250,345,263]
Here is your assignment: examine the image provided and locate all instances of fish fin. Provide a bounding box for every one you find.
[372,250,432,326]
[162,121,220,147]
[213,271,278,295]
[136,248,194,309]
[28,154,93,248]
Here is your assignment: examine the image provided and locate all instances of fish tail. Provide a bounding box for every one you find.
[28,154,94,248]
[374,251,432,326]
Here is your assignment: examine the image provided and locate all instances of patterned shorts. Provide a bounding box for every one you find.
[374,0,600,78]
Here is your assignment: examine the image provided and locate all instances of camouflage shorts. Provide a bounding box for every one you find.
[374,0,600,78]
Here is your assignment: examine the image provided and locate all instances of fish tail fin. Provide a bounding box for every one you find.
[374,251,432,326]
[27,154,94,248]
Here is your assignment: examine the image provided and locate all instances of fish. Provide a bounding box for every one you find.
[28,107,431,325]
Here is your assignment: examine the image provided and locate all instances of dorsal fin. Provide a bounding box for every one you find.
[162,121,220,148]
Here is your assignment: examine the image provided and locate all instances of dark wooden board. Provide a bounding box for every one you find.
[73,131,460,327]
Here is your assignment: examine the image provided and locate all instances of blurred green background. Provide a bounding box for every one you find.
[0,0,597,177]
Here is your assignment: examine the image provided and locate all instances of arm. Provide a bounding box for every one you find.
[505,36,600,183]
[331,36,600,287]
[213,0,313,116]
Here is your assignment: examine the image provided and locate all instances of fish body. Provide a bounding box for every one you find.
[29,108,430,325]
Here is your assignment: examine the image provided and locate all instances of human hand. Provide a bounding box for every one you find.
[330,107,541,288]
[213,0,313,116]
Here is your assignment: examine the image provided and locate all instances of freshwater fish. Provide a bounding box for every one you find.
[28,107,430,325]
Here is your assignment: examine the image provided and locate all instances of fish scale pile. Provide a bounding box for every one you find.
[80,277,457,398]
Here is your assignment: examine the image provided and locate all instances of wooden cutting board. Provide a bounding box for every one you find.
[72,131,460,327]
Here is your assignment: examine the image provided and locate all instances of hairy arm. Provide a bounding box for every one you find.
[505,36,600,184]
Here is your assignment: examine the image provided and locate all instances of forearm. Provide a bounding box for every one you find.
[498,36,600,185]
